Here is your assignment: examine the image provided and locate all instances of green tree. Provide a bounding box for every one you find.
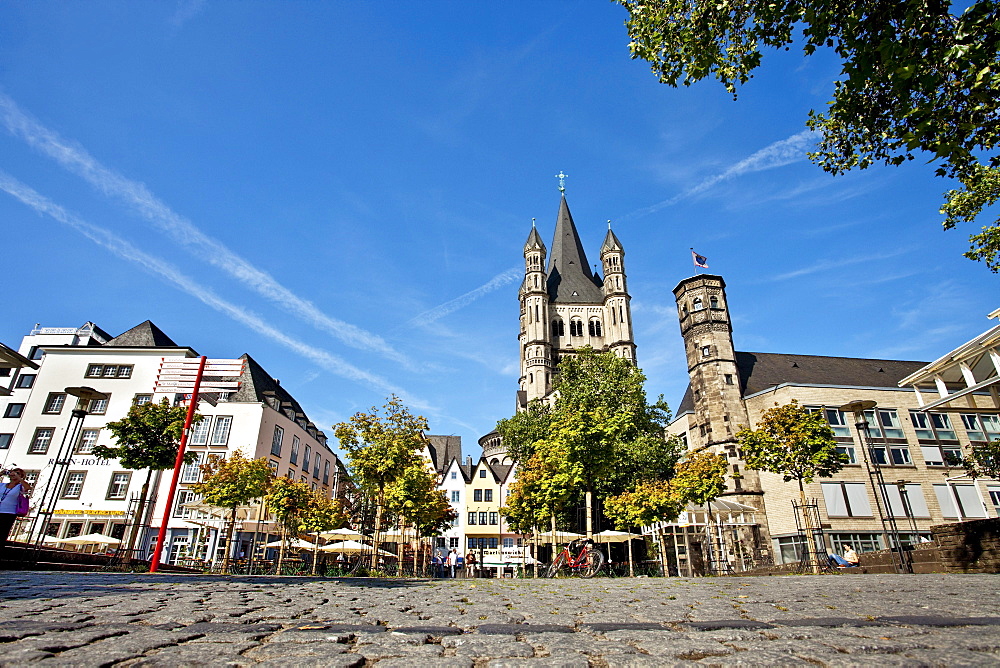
[951,439,1000,480]
[265,477,314,572]
[671,450,729,507]
[333,395,428,568]
[736,401,847,571]
[496,400,551,464]
[618,0,1000,271]
[92,398,201,559]
[192,452,273,572]
[300,491,348,575]
[386,462,457,575]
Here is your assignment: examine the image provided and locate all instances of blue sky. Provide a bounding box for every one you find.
[0,1,994,458]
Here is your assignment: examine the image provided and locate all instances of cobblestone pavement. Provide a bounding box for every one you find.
[1,572,1000,666]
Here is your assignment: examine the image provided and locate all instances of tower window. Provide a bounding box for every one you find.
[551,319,564,337]
[535,304,539,321]
[725,374,734,385]
[588,319,603,337]
[710,296,719,309]
[570,319,584,337]
[693,297,704,311]
[702,345,711,357]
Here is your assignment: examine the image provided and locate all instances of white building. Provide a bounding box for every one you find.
[0,320,346,565]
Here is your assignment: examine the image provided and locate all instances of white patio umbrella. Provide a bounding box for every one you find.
[593,529,642,543]
[533,530,585,542]
[319,540,396,558]
[55,533,122,546]
[318,527,369,540]
[263,538,316,551]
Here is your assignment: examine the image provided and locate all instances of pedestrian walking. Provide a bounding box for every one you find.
[446,548,456,578]
[0,468,31,553]
[466,551,477,578]
[431,552,443,578]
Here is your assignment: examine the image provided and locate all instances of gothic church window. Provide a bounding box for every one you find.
[570,319,584,337]
[551,319,564,337]
[588,319,603,337]
[710,296,719,308]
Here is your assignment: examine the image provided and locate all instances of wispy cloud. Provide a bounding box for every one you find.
[0,171,430,411]
[0,94,414,368]
[406,267,521,327]
[622,130,815,221]
[170,0,206,28]
[767,247,913,282]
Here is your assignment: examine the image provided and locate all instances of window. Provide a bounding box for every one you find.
[28,428,54,454]
[133,394,152,405]
[450,471,457,480]
[488,538,498,549]
[181,452,203,483]
[106,472,131,500]
[551,319,564,337]
[29,346,44,361]
[0,434,12,449]
[701,345,711,358]
[724,374,734,385]
[467,512,476,525]
[77,429,100,454]
[474,489,483,502]
[484,489,493,503]
[692,297,704,311]
[961,414,1000,443]
[489,512,498,525]
[503,538,514,548]
[4,403,24,418]
[451,490,460,503]
[65,522,84,538]
[85,364,133,379]
[479,511,488,525]
[270,425,284,456]
[61,471,86,499]
[302,445,312,472]
[313,457,321,479]
[909,411,956,440]
[821,482,873,517]
[822,408,852,438]
[588,319,602,337]
[862,409,904,439]
[879,483,930,518]
[15,374,35,389]
[323,460,330,485]
[989,487,1000,517]
[23,470,39,486]
[44,393,67,414]
[268,460,278,473]
[710,296,719,308]
[88,397,109,415]
[174,489,202,518]
[449,537,459,549]
[188,417,210,445]
[934,484,988,519]
[827,532,884,555]
[210,416,232,445]
[570,319,584,337]
[290,436,300,465]
[479,469,486,478]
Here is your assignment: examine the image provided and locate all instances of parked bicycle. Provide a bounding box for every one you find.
[545,538,605,578]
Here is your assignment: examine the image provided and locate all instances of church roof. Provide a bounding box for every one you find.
[546,196,603,304]
[524,226,546,252]
[104,320,180,347]
[426,435,463,473]
[676,351,928,415]
[601,228,623,253]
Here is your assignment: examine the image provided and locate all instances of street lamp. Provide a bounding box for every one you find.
[839,400,910,573]
[28,386,108,551]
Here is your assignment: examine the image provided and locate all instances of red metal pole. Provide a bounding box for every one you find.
[149,355,206,573]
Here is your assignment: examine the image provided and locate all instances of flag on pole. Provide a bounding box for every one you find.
[691,250,709,269]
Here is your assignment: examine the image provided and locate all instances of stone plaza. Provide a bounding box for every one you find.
[1,573,999,666]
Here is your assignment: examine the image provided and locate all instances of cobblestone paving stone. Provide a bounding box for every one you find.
[1,572,1000,666]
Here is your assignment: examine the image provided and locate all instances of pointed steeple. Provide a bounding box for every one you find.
[546,196,603,304]
[602,227,623,253]
[104,320,179,347]
[524,226,546,252]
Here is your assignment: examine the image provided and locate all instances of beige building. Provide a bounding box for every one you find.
[670,274,1000,566]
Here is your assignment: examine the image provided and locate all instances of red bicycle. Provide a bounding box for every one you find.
[544,538,605,578]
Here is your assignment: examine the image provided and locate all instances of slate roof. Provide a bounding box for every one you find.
[601,228,622,252]
[426,434,463,473]
[546,196,603,304]
[104,320,180,347]
[676,351,928,415]
[524,226,546,252]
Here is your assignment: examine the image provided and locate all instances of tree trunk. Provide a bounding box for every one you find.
[277,526,287,573]
[657,526,669,577]
[312,531,320,576]
[124,469,153,564]
[532,527,539,578]
[372,497,385,570]
[799,480,820,574]
[550,513,557,566]
[222,506,237,573]
[627,531,635,577]
[585,489,593,539]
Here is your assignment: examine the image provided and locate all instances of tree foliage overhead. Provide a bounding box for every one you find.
[192,451,274,510]
[385,462,457,537]
[951,438,1000,480]
[93,398,200,470]
[618,0,1000,271]
[735,401,847,484]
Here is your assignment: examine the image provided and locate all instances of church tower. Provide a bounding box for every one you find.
[672,274,761,496]
[518,192,636,407]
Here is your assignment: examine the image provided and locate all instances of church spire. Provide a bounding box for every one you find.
[546,196,603,304]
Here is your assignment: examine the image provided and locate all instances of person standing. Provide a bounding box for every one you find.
[446,548,456,578]
[466,551,477,578]
[0,468,31,553]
